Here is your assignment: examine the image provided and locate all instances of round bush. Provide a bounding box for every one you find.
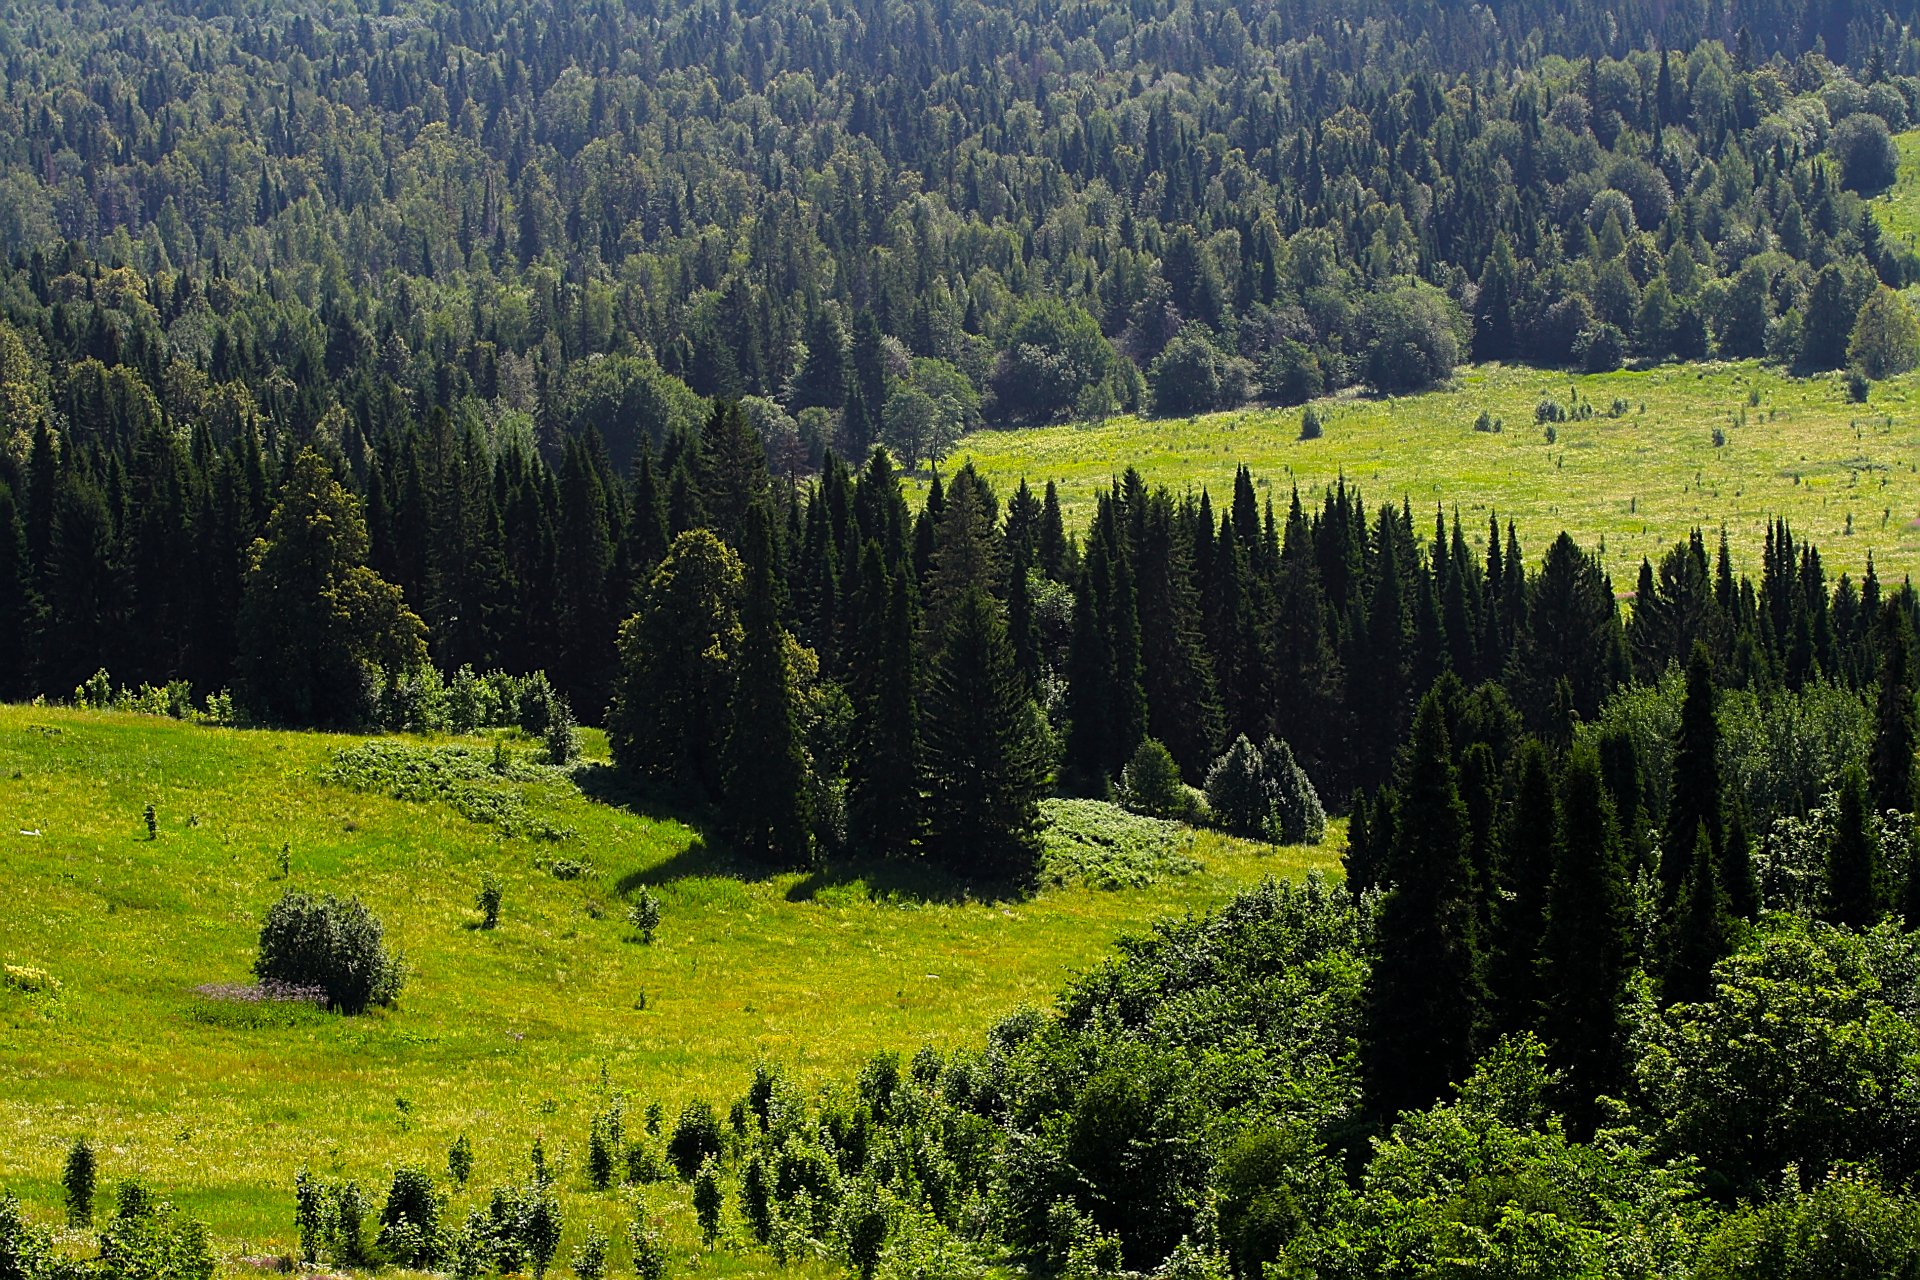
[254,890,404,1014]
[667,1100,723,1180]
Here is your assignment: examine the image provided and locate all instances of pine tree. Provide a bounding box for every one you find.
[1537,742,1631,1131]
[723,502,811,865]
[1366,690,1488,1121]
[1664,821,1733,1004]
[921,585,1049,882]
[1824,764,1884,928]
[696,398,771,550]
[847,544,921,858]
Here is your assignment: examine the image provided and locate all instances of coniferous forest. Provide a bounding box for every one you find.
[13,0,1920,1275]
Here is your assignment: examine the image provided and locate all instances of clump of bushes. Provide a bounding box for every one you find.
[255,890,405,1015]
[1203,735,1326,845]
[1117,738,1206,822]
[1040,798,1200,890]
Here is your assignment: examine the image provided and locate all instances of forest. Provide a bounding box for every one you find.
[10,0,1920,1274]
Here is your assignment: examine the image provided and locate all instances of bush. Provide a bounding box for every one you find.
[571,1226,609,1280]
[377,1167,441,1268]
[1118,738,1193,820]
[546,700,582,765]
[1038,799,1200,889]
[1202,735,1325,844]
[1298,405,1323,440]
[253,891,404,1015]
[1832,112,1900,192]
[448,1134,474,1187]
[629,1209,668,1280]
[97,1183,215,1280]
[693,1158,724,1247]
[1696,1174,1920,1280]
[668,1101,723,1180]
[1148,327,1251,417]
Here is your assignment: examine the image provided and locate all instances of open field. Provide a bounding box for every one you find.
[0,706,1331,1266]
[935,359,1920,587]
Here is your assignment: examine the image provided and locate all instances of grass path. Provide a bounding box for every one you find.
[933,359,1920,587]
[0,707,1330,1264]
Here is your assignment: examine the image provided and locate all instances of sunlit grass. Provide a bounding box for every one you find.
[0,706,1333,1266]
[931,359,1920,587]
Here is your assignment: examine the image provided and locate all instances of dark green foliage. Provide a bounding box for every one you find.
[252,890,403,1015]
[1149,328,1250,417]
[1832,113,1900,192]
[1118,738,1192,820]
[1664,644,1725,903]
[668,1102,723,1181]
[448,1134,473,1188]
[62,1138,95,1227]
[1203,735,1325,844]
[1871,607,1919,817]
[1824,765,1885,928]
[921,586,1050,882]
[1215,1125,1323,1279]
[847,545,922,858]
[376,1167,442,1269]
[1367,692,1488,1120]
[627,890,662,944]
[570,1227,608,1280]
[1487,739,1555,1039]
[1665,822,1736,1005]
[1537,744,1632,1128]
[722,503,811,866]
[692,1158,723,1248]
[476,874,502,930]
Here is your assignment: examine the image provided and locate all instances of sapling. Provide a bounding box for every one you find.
[477,873,502,929]
[63,1137,95,1225]
[144,803,157,840]
[571,1225,609,1280]
[628,890,661,944]
[448,1133,474,1187]
[692,1156,723,1247]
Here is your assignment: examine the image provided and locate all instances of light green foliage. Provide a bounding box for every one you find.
[1038,798,1200,890]
[321,740,577,841]
[96,1183,215,1280]
[1118,737,1204,822]
[1284,1038,1698,1279]
[1632,916,1920,1196]
[1696,1174,1920,1279]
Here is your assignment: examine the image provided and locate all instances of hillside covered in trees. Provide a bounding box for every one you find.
[13,0,1920,1275]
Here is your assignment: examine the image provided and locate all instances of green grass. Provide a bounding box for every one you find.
[932,359,1920,587]
[1870,128,1920,252]
[0,706,1332,1267]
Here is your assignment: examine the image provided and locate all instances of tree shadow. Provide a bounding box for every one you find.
[574,762,1037,905]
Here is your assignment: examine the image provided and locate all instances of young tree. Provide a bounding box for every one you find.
[1870,607,1919,817]
[1487,739,1556,1038]
[1849,286,1920,380]
[1662,643,1723,905]
[846,546,922,858]
[921,586,1050,882]
[1664,822,1734,1004]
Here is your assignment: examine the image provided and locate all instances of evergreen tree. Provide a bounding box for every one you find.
[1662,643,1723,903]
[1823,764,1884,928]
[1366,690,1487,1121]
[0,481,30,698]
[1488,739,1556,1038]
[846,544,921,858]
[1870,605,1919,816]
[1664,821,1734,1004]
[1537,742,1631,1130]
[723,502,811,865]
[921,585,1049,882]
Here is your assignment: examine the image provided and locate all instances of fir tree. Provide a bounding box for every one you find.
[1662,643,1723,903]
[1488,738,1556,1038]
[1366,690,1488,1121]
[1664,821,1733,1004]
[1823,764,1884,928]
[847,544,922,858]
[1870,605,1919,816]
[723,502,811,866]
[1537,743,1631,1130]
[921,585,1049,882]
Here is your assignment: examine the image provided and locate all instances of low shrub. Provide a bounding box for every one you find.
[1038,799,1199,890]
[669,1101,724,1180]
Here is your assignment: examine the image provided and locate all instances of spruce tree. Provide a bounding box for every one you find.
[846,544,921,858]
[1824,764,1884,928]
[723,502,811,865]
[1870,606,1919,816]
[1664,821,1733,1004]
[921,585,1049,882]
[1488,739,1556,1038]
[1537,743,1631,1131]
[1662,643,1723,903]
[1366,691,1488,1121]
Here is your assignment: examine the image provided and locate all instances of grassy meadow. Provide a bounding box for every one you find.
[934,359,1920,588]
[0,705,1330,1268]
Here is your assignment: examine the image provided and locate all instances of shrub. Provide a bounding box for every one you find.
[587,1104,623,1191]
[836,1179,889,1280]
[64,1138,95,1226]
[629,1209,668,1280]
[477,874,502,929]
[98,1182,215,1280]
[1472,409,1500,433]
[546,701,582,765]
[1202,735,1324,844]
[1696,1174,1920,1280]
[571,1227,609,1280]
[625,1139,665,1185]
[1848,368,1872,402]
[629,890,662,944]
[377,1167,441,1268]
[1118,738,1192,820]
[1039,799,1199,890]
[668,1101,723,1180]
[0,1193,63,1280]
[253,890,404,1015]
